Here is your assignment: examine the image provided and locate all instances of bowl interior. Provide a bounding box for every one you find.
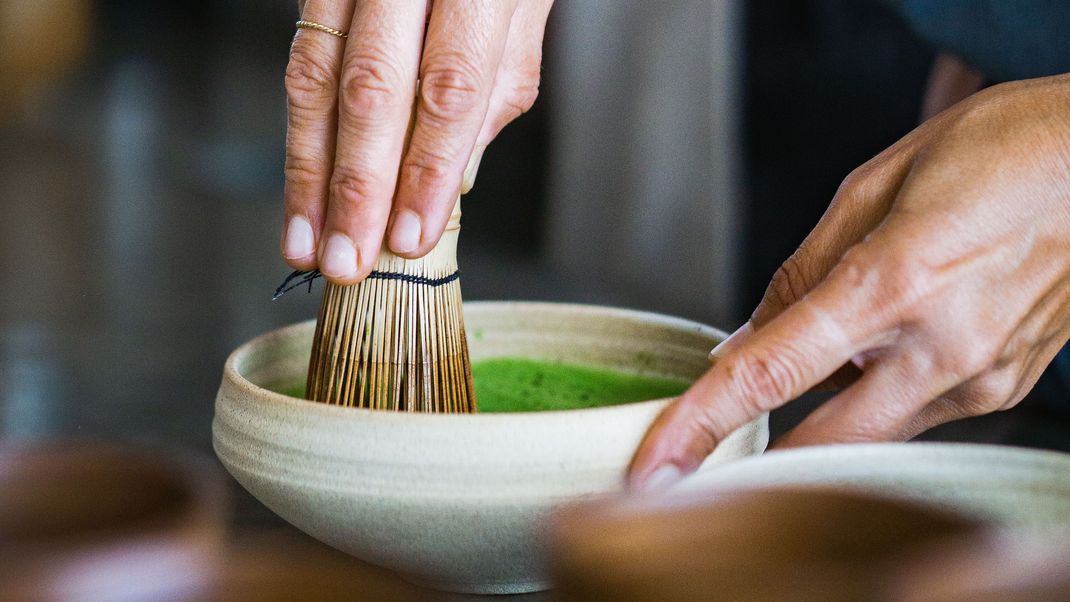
[234,301,725,409]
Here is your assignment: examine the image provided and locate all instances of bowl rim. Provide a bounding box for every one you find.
[673,441,1070,493]
[221,300,728,423]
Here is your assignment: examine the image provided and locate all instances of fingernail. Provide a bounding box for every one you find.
[389,210,422,254]
[321,233,358,279]
[283,216,315,259]
[639,464,683,493]
[708,322,754,362]
[461,145,486,194]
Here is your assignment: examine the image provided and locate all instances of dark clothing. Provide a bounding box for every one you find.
[891,0,1070,80]
[1036,349,1070,412]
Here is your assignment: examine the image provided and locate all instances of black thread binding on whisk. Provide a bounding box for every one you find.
[273,269,322,300]
[367,270,461,287]
[273,268,461,300]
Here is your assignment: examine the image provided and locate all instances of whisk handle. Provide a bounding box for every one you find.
[445,195,463,232]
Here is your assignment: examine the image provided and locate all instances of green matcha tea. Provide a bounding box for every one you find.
[274,358,689,412]
[471,358,688,412]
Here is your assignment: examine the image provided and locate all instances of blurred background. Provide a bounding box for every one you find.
[2,0,1068,529]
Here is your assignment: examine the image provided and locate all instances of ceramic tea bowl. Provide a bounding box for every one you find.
[673,442,1070,527]
[213,301,768,594]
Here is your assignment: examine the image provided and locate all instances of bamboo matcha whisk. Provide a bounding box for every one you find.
[305,198,477,413]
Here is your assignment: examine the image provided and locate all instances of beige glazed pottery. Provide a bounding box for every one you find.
[213,301,769,594]
[673,442,1070,526]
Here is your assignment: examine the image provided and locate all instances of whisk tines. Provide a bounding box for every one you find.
[304,200,476,413]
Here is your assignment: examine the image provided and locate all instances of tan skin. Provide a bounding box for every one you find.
[630,74,1070,490]
[279,7,1070,491]
[282,0,553,283]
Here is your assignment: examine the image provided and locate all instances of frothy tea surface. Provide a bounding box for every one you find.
[275,358,689,411]
[472,358,688,411]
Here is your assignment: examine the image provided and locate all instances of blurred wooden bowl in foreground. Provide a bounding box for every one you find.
[549,488,982,601]
[893,529,1070,601]
[0,442,227,600]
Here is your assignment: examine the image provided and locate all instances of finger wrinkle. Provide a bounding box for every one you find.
[330,168,390,201]
[339,48,409,102]
[286,108,335,131]
[285,42,340,100]
[685,390,749,450]
[419,63,487,120]
[402,144,463,187]
[284,159,328,188]
[284,136,332,162]
[717,350,804,416]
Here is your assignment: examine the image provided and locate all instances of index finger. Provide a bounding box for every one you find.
[387,0,519,257]
[281,0,356,270]
[317,0,427,283]
[628,251,896,490]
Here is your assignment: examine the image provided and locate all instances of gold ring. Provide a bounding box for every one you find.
[295,19,348,39]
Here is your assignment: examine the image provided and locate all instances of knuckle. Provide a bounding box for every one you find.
[721,352,802,413]
[339,52,406,116]
[977,370,1020,409]
[284,156,325,189]
[924,312,1011,382]
[402,144,453,186]
[505,78,540,116]
[285,46,337,105]
[420,61,484,120]
[832,246,881,290]
[951,91,998,127]
[949,378,1010,417]
[882,255,933,307]
[836,166,870,198]
[944,340,1001,379]
[840,244,935,313]
[486,77,541,138]
[991,320,1042,371]
[682,400,730,449]
[830,154,904,211]
[330,167,384,207]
